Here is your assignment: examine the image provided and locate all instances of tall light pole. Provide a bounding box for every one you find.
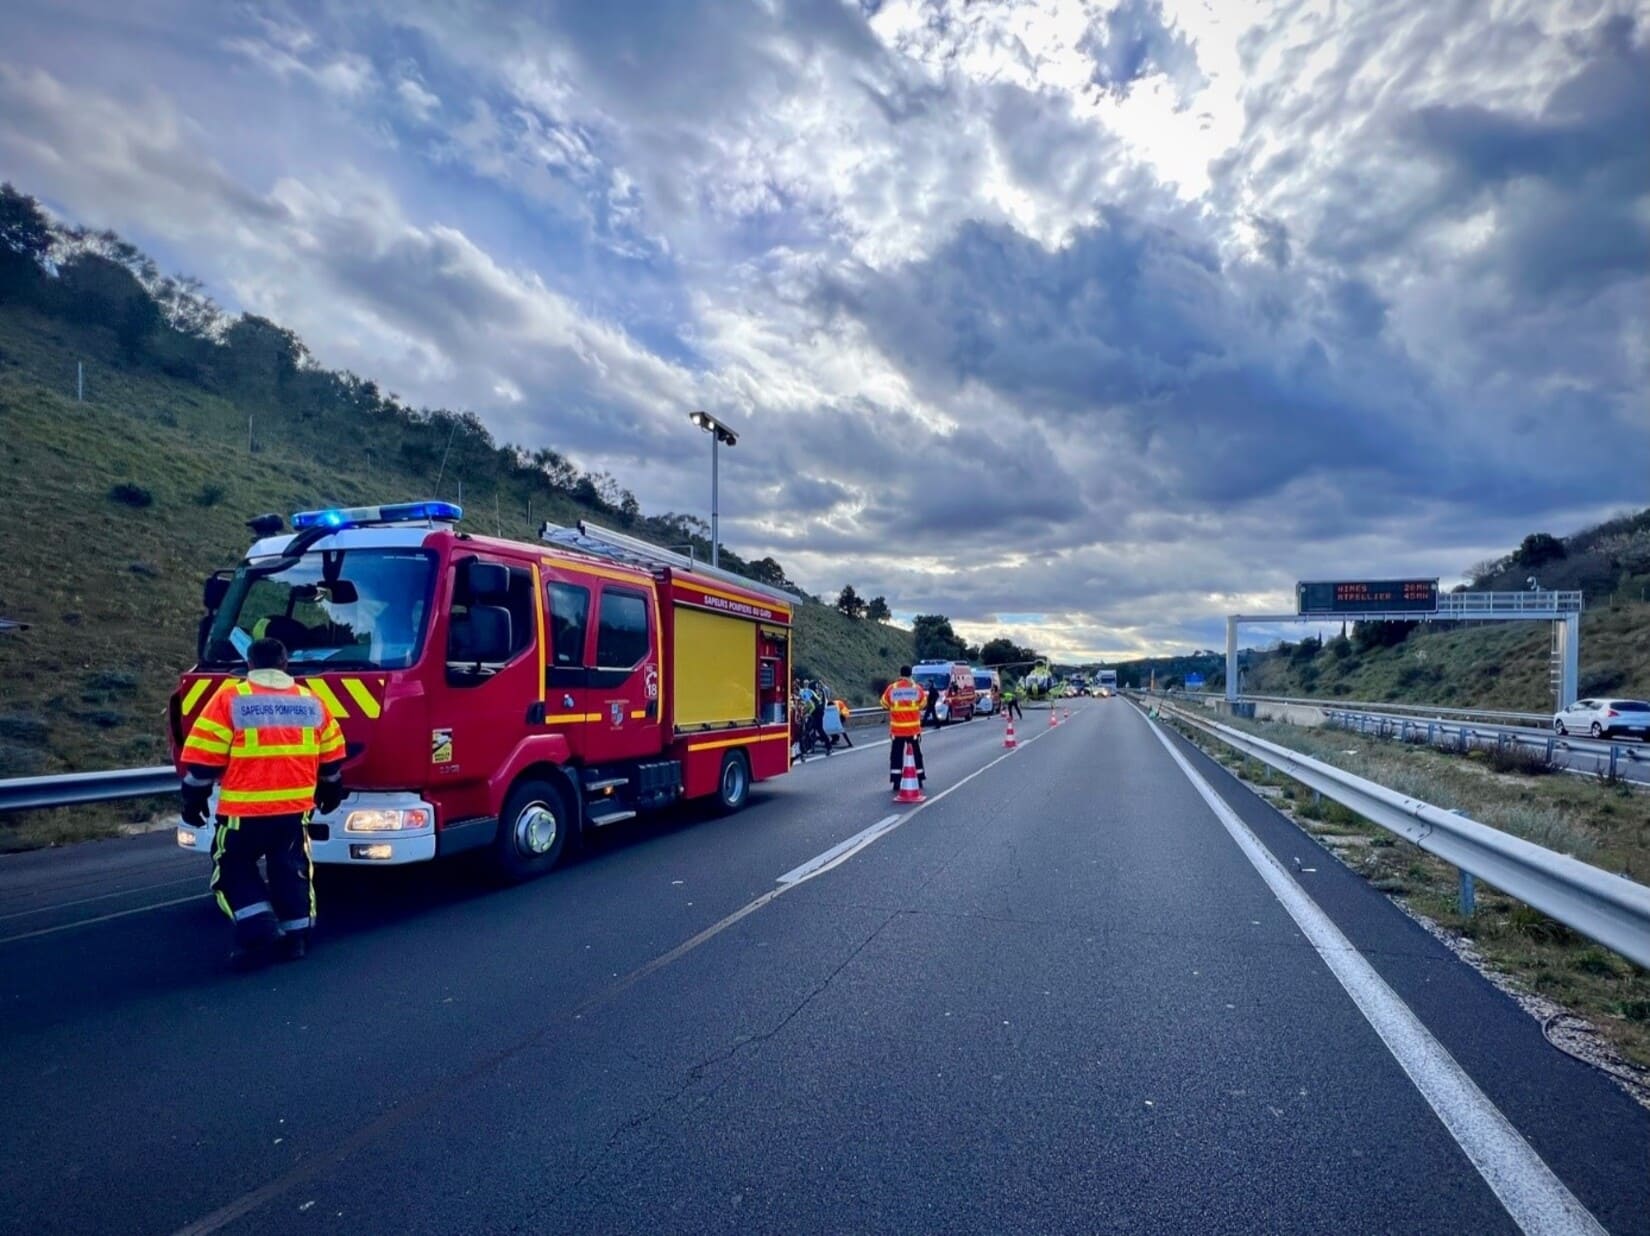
[689,410,738,568]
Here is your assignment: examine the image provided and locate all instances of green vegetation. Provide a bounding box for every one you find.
[1167,709,1650,1071]
[0,183,916,848]
[794,604,913,702]
[1244,600,1650,711]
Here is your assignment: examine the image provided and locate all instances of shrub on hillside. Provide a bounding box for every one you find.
[0,714,49,745]
[1579,665,1627,696]
[1514,532,1566,569]
[107,482,153,508]
[1395,663,1441,690]
[194,483,225,507]
[1290,635,1322,663]
[0,743,46,775]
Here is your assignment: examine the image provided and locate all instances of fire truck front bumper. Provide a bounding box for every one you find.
[175,791,439,865]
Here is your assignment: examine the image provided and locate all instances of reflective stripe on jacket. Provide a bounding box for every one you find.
[880,678,926,738]
[182,672,345,816]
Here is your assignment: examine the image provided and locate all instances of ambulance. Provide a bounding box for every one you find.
[170,502,796,881]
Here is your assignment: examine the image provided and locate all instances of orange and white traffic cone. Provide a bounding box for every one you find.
[1049,706,1059,728]
[1003,714,1017,749]
[894,742,925,803]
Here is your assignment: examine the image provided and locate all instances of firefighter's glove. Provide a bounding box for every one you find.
[314,777,344,816]
[180,782,212,828]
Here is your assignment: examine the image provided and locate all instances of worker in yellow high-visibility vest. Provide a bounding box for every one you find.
[180,638,345,966]
[880,667,927,794]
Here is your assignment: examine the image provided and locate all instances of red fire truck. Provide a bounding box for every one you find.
[170,502,796,881]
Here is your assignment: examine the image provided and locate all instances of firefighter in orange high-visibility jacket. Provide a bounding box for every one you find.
[180,638,345,965]
[880,667,927,792]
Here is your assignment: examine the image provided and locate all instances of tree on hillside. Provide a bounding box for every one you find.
[1352,619,1416,652]
[0,183,51,299]
[1515,532,1566,570]
[530,446,579,491]
[836,584,865,619]
[1290,634,1322,663]
[979,636,1041,667]
[865,596,891,622]
[52,253,161,364]
[912,614,968,661]
[222,314,307,394]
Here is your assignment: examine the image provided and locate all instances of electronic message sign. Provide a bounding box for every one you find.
[1297,579,1438,616]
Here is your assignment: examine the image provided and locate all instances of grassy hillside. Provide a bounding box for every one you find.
[0,301,905,834]
[1244,602,1650,710]
[793,604,914,702]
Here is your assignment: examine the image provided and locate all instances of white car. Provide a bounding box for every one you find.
[1553,698,1650,740]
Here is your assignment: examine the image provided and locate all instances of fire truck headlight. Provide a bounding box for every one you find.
[344,808,432,833]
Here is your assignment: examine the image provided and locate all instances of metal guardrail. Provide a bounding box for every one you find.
[1253,694,1551,726]
[1135,689,1645,781]
[1322,708,1646,782]
[1436,589,1584,615]
[0,766,178,813]
[1,714,898,813]
[1166,689,1549,727]
[1146,698,1650,968]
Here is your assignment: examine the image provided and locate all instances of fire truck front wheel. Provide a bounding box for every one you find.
[492,777,572,882]
[715,750,751,814]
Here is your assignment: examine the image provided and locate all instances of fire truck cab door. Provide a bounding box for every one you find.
[543,575,593,762]
[441,556,539,791]
[582,581,662,765]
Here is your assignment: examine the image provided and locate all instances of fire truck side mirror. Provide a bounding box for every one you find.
[452,606,513,665]
[462,559,510,601]
[202,575,230,611]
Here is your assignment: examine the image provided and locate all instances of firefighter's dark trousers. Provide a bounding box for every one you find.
[211,813,315,938]
[889,735,926,786]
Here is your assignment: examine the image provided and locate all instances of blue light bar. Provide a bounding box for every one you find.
[291,500,463,531]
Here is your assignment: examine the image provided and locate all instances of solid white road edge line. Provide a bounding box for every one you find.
[1146,717,1605,1236]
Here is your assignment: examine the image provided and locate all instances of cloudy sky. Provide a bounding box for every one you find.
[3,0,1646,660]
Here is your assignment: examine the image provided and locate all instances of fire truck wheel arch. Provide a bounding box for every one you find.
[715,750,752,813]
[491,775,574,882]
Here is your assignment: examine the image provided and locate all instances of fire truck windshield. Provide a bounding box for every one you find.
[203,549,436,671]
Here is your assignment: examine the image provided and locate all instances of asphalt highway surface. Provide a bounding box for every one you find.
[2,701,1646,1234]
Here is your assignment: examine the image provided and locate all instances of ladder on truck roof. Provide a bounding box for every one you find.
[540,519,802,608]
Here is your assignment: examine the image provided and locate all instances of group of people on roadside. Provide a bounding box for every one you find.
[792,677,854,756]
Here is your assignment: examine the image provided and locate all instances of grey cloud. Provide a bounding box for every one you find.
[1393,18,1650,298]
[1081,0,1204,96]
[778,473,851,514]
[822,214,1446,510]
